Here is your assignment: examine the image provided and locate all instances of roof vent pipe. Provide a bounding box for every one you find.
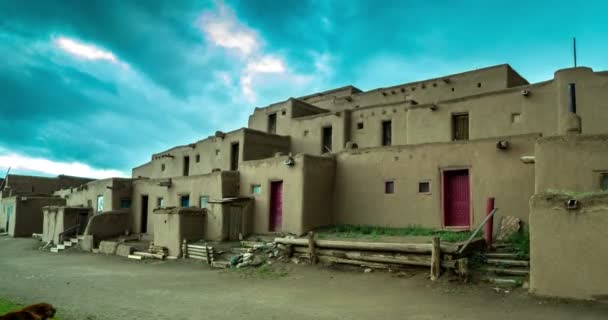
[568,83,577,114]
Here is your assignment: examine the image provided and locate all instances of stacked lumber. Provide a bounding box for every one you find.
[182,242,215,264]
[127,243,168,260]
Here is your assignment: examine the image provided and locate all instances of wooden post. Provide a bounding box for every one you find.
[307,231,317,264]
[457,258,469,283]
[181,239,187,259]
[205,243,211,265]
[430,236,441,281]
[286,244,294,258]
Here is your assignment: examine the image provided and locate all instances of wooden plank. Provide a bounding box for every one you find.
[275,237,460,254]
[293,247,431,266]
[128,254,143,260]
[308,231,317,264]
[133,251,165,259]
[430,236,441,281]
[485,258,530,267]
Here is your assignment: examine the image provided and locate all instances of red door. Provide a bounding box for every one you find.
[269,181,283,232]
[443,170,470,227]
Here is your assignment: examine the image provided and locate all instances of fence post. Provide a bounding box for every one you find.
[485,197,495,250]
[430,236,441,281]
[307,231,317,264]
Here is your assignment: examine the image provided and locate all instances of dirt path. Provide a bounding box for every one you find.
[0,237,606,320]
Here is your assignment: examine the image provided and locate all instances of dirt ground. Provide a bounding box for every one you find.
[0,237,606,320]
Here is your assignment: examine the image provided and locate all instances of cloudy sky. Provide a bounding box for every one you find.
[1,0,607,178]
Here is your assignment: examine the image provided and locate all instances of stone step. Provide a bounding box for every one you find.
[70,238,79,243]
[50,247,60,253]
[484,252,528,259]
[481,275,525,287]
[485,258,530,267]
[56,244,66,250]
[63,241,73,247]
[128,254,144,260]
[482,266,529,276]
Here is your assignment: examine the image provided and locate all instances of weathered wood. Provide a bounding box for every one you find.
[430,236,440,281]
[293,247,432,266]
[457,258,469,281]
[307,231,317,264]
[186,247,211,253]
[128,254,143,260]
[275,237,460,254]
[182,239,187,259]
[133,251,165,259]
[485,258,530,267]
[186,244,209,250]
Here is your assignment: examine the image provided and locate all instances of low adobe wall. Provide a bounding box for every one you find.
[43,206,92,244]
[8,196,65,237]
[529,192,608,300]
[84,210,131,247]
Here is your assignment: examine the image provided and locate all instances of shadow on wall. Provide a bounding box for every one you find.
[84,209,131,247]
[529,191,608,300]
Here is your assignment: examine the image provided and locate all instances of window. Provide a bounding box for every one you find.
[161,164,165,171]
[511,113,522,124]
[385,181,395,194]
[120,198,132,209]
[96,195,104,213]
[452,113,469,141]
[201,196,209,209]
[180,195,190,208]
[418,181,430,193]
[281,110,286,115]
[215,149,220,156]
[268,113,277,134]
[357,122,364,130]
[183,156,190,176]
[195,154,200,163]
[601,173,608,191]
[251,184,261,195]
[87,199,92,208]
[157,197,164,208]
[231,143,239,171]
[322,126,332,153]
[477,83,482,88]
[382,120,392,146]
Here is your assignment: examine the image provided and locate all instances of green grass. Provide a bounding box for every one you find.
[231,264,289,279]
[316,224,474,243]
[0,298,64,319]
[505,226,530,256]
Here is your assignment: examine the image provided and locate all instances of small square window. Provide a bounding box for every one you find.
[196,154,200,163]
[215,149,220,156]
[157,197,164,208]
[180,195,190,208]
[511,113,522,124]
[303,130,309,137]
[252,184,261,195]
[385,181,395,194]
[601,173,608,191]
[200,196,209,209]
[120,198,132,209]
[281,110,287,115]
[418,181,430,193]
[161,164,166,171]
[357,122,364,129]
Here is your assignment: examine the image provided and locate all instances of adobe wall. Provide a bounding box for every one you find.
[333,134,538,230]
[529,193,608,300]
[55,178,133,215]
[11,196,66,237]
[242,129,290,161]
[0,197,16,234]
[131,171,238,234]
[2,174,92,196]
[535,134,608,193]
[84,210,131,245]
[239,154,335,235]
[152,207,205,257]
[289,111,351,155]
[205,199,253,241]
[42,206,92,244]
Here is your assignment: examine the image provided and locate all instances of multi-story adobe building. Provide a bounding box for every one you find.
[48,64,608,243]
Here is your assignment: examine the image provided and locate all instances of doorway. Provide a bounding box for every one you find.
[141,195,149,234]
[231,143,239,171]
[269,181,283,232]
[183,156,190,176]
[443,169,470,228]
[322,126,332,153]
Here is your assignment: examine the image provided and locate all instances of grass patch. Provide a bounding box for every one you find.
[316,224,473,243]
[505,226,530,256]
[231,264,289,279]
[0,298,64,319]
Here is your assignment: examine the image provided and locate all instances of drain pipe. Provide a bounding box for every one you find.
[568,83,577,114]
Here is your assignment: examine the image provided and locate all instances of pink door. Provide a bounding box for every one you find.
[443,170,470,227]
[269,181,283,232]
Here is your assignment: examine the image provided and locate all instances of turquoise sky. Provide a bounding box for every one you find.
[0,0,606,177]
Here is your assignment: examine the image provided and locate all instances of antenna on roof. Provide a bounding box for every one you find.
[573,37,577,67]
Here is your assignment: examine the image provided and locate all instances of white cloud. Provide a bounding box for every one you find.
[199,4,259,55]
[245,56,286,73]
[55,37,116,61]
[0,153,126,179]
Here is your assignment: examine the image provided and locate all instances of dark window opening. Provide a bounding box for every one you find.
[357,122,364,129]
[452,113,469,141]
[268,113,277,134]
[231,143,239,171]
[601,173,608,191]
[322,126,332,153]
[281,110,286,115]
[433,83,437,87]
[180,195,190,208]
[451,87,455,92]
[141,195,148,233]
[418,181,430,193]
[120,198,132,209]
[385,181,395,194]
[161,164,165,171]
[477,82,482,88]
[183,156,190,176]
[195,154,200,163]
[382,120,392,146]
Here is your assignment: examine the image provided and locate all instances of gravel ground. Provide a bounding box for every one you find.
[0,237,606,320]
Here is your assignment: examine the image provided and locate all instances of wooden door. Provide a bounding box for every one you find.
[269,181,283,232]
[443,170,470,227]
[141,195,149,233]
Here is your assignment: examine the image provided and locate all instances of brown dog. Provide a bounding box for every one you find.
[0,303,56,320]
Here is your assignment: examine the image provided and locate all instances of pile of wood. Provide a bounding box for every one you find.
[275,232,476,280]
[182,240,215,264]
[128,243,168,260]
